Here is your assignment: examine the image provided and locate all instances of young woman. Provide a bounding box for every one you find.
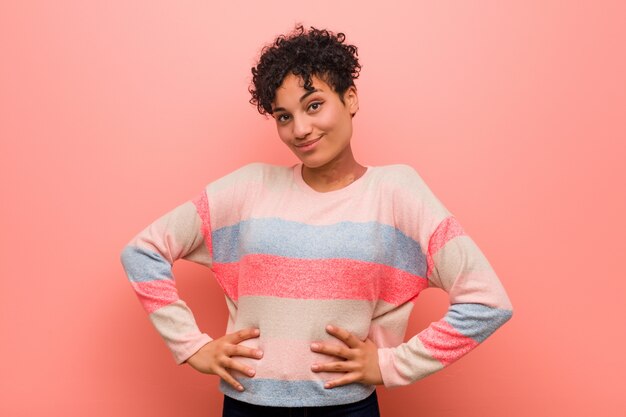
[120,25,513,417]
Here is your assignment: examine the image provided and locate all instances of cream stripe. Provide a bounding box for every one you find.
[429,235,511,309]
[149,301,211,364]
[230,296,377,341]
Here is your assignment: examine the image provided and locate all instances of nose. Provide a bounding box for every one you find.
[292,115,312,140]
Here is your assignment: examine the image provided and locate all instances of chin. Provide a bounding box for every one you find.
[298,157,331,169]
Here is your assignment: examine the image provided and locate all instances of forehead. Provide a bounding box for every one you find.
[272,74,331,107]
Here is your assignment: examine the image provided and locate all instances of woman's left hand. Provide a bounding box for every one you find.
[310,324,384,388]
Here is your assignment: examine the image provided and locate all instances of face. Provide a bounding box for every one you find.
[271,73,359,169]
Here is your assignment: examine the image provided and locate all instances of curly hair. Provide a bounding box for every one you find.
[249,25,361,115]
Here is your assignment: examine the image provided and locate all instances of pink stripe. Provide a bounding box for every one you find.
[417,319,478,366]
[130,280,179,314]
[213,254,428,304]
[212,263,239,300]
[192,190,213,259]
[227,338,355,382]
[426,216,465,277]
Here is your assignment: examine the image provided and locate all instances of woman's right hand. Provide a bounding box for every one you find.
[185,327,263,392]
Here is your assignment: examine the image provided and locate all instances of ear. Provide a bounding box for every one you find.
[343,86,359,116]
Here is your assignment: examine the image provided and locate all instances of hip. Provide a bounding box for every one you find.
[222,389,381,417]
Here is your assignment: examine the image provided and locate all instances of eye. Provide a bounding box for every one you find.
[276,114,291,124]
[308,101,323,112]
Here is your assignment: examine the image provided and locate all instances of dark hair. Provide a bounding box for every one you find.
[249,25,361,115]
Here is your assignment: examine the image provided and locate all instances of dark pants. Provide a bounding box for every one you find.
[222,390,381,417]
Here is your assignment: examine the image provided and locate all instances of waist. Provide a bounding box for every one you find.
[221,380,377,408]
[235,337,361,380]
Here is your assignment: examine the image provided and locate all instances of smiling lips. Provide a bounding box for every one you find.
[295,136,322,151]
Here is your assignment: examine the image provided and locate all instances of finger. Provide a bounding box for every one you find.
[226,344,264,359]
[222,357,257,378]
[311,342,354,360]
[323,372,359,389]
[228,328,260,344]
[311,360,358,373]
[216,368,245,392]
[325,325,362,348]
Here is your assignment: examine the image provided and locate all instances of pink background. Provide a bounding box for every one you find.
[1,1,624,416]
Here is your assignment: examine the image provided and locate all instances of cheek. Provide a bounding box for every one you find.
[321,109,351,139]
[321,100,352,126]
[316,108,342,131]
[276,126,291,144]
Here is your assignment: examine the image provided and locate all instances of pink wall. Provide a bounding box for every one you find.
[1,1,624,416]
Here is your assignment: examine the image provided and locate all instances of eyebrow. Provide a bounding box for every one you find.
[272,89,320,113]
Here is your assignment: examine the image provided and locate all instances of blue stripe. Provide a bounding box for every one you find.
[120,245,172,283]
[444,303,513,343]
[220,378,375,407]
[212,218,427,276]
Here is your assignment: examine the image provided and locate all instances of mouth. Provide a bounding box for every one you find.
[294,136,322,151]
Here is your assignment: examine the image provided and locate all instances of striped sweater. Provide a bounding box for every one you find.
[120,162,513,407]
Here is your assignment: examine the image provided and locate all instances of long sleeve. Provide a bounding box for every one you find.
[120,191,214,364]
[377,179,514,387]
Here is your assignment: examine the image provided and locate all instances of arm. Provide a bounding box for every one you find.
[120,189,263,391]
[377,216,514,387]
[120,195,213,364]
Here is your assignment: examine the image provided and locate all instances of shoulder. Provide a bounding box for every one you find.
[205,162,291,193]
[369,163,430,190]
[226,162,291,178]
[370,163,451,219]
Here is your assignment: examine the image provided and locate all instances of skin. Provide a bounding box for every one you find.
[186,72,384,391]
[310,325,383,388]
[185,328,263,392]
[271,73,368,192]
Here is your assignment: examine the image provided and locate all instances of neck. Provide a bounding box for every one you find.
[301,151,367,192]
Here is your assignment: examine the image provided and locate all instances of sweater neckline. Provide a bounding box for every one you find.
[292,163,372,198]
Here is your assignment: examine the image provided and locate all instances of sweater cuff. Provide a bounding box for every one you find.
[175,333,213,365]
[377,347,413,388]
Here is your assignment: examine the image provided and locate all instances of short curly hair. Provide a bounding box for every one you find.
[249,25,361,115]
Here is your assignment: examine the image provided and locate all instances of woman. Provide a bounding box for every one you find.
[120,25,513,416]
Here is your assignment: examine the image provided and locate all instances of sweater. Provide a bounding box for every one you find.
[120,162,513,407]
